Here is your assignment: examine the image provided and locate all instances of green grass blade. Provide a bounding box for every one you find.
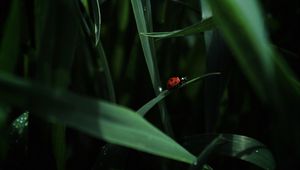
[137,73,220,116]
[96,41,116,102]
[207,0,276,101]
[141,17,215,39]
[131,0,173,136]
[0,0,21,72]
[130,0,161,92]
[0,73,197,164]
[0,1,21,159]
[185,134,276,170]
[76,0,116,102]
[34,1,80,169]
[207,1,300,158]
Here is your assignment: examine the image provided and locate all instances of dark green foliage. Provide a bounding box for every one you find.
[0,0,299,169]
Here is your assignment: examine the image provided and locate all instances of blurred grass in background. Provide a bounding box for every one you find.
[0,0,299,169]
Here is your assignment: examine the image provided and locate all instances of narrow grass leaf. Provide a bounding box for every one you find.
[0,1,21,156]
[90,0,101,46]
[0,0,21,72]
[96,41,116,102]
[131,0,173,136]
[137,73,220,116]
[0,73,196,164]
[141,17,215,39]
[130,0,162,93]
[184,134,276,170]
[76,0,116,102]
[35,1,80,169]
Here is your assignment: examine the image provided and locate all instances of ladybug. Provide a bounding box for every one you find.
[166,76,187,90]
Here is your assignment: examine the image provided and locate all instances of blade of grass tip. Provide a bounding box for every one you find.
[0,73,197,164]
[189,135,224,170]
[141,17,215,39]
[131,0,173,136]
[137,72,221,116]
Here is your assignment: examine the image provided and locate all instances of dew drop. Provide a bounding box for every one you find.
[255,150,259,153]
[158,87,163,92]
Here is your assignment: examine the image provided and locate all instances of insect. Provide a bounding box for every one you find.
[166,76,187,90]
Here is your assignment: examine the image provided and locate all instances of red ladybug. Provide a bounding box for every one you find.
[166,76,187,90]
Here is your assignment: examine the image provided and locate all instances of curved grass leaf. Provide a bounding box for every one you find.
[207,0,277,101]
[184,134,276,170]
[207,0,300,159]
[141,17,215,39]
[137,72,221,116]
[0,73,196,164]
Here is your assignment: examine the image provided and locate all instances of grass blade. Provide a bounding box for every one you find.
[95,41,116,102]
[130,0,161,93]
[76,0,116,102]
[0,1,22,159]
[34,1,80,169]
[207,0,277,101]
[0,73,197,164]
[141,17,215,39]
[0,0,21,72]
[207,0,300,160]
[137,73,221,116]
[184,134,276,170]
[90,0,101,46]
[131,0,173,136]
